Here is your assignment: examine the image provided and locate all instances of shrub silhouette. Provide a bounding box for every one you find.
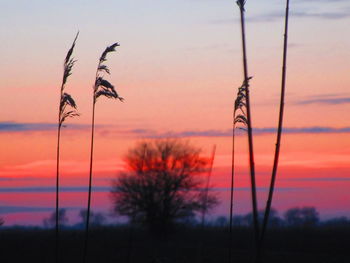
[78,209,106,227]
[284,207,319,227]
[43,209,69,228]
[111,139,218,234]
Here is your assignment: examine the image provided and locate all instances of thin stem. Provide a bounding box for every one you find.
[82,52,102,262]
[83,98,96,263]
[228,123,235,263]
[82,43,120,261]
[55,125,61,263]
[55,32,79,263]
[238,3,260,254]
[55,82,64,263]
[260,0,290,254]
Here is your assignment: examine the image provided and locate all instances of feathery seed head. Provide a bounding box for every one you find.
[63,59,77,86]
[60,92,79,125]
[99,42,120,63]
[59,32,80,126]
[94,42,124,103]
[62,31,79,87]
[236,0,246,11]
[234,77,252,127]
[94,77,124,102]
[64,31,79,65]
[98,65,110,74]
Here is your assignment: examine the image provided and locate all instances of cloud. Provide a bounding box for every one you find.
[0,186,299,195]
[209,18,235,25]
[296,97,350,105]
[211,187,303,192]
[149,129,232,138]
[127,126,350,138]
[0,176,42,181]
[0,205,80,214]
[295,0,348,2]
[278,127,350,134]
[291,10,350,20]
[0,186,110,193]
[0,122,89,132]
[282,177,350,182]
[210,9,350,25]
[0,206,53,214]
[249,10,350,23]
[3,122,350,140]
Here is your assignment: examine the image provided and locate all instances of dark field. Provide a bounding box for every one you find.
[1,225,350,263]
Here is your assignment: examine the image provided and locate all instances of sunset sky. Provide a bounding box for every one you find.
[1,0,350,225]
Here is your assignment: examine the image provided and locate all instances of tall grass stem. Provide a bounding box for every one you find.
[237,0,260,255]
[228,120,236,263]
[55,32,79,263]
[82,101,96,263]
[83,42,122,263]
[259,0,290,254]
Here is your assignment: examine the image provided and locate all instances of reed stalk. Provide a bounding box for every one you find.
[259,0,290,254]
[55,32,79,263]
[228,116,235,263]
[83,42,123,263]
[236,0,260,256]
[229,79,247,262]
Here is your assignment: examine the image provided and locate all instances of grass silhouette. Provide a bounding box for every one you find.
[55,31,79,263]
[259,0,291,258]
[235,1,260,260]
[83,42,123,263]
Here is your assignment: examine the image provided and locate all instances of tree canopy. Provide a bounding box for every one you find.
[110,139,218,233]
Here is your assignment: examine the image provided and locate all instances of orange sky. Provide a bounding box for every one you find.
[1,0,350,225]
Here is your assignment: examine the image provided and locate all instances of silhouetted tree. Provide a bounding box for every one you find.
[323,217,350,227]
[241,208,282,227]
[111,139,218,234]
[79,209,106,227]
[200,145,216,226]
[284,207,319,227]
[43,209,69,228]
[232,215,244,227]
[215,216,228,228]
[268,209,284,227]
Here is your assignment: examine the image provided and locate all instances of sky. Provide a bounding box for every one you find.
[0,0,350,226]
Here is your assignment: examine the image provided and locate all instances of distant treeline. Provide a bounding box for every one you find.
[212,207,350,228]
[2,206,343,230]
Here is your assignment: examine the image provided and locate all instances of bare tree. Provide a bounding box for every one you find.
[111,139,218,234]
[284,207,319,227]
[43,209,69,228]
[79,209,106,227]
